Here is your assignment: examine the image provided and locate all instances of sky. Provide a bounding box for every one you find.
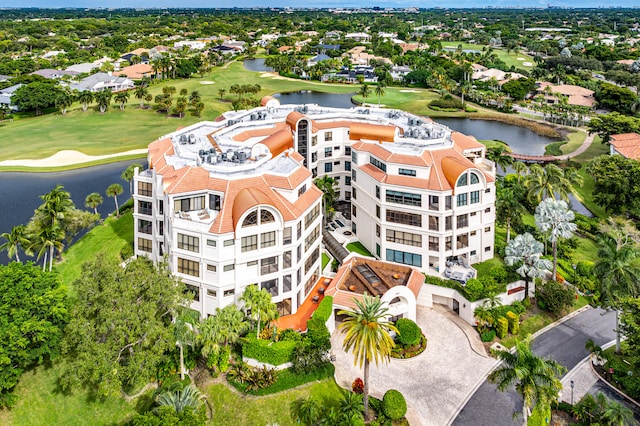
[2,0,640,9]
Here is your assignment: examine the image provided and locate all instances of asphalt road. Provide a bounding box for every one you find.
[453,308,617,426]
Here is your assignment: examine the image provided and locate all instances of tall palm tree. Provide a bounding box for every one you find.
[84,192,103,215]
[174,310,197,380]
[358,83,371,105]
[114,91,130,110]
[314,176,338,222]
[338,294,397,421]
[218,89,226,100]
[505,233,552,301]
[36,184,74,230]
[526,164,573,202]
[77,90,93,112]
[486,146,513,173]
[106,183,124,218]
[94,89,113,113]
[199,305,247,367]
[496,181,527,243]
[155,384,204,414]
[534,198,577,278]
[374,82,385,107]
[240,285,278,338]
[175,96,188,118]
[594,231,640,353]
[602,399,636,426]
[56,89,74,115]
[0,225,29,262]
[27,225,63,271]
[134,85,149,108]
[489,337,566,425]
[121,163,143,195]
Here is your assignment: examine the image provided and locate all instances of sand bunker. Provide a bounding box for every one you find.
[200,81,215,85]
[0,149,148,168]
[400,89,418,93]
[522,61,533,66]
[517,57,525,60]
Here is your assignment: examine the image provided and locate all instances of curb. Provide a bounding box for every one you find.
[530,305,592,340]
[588,341,640,410]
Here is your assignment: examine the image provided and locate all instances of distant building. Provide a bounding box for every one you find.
[113,64,154,80]
[30,69,79,80]
[610,133,640,160]
[0,84,22,111]
[70,72,134,93]
[536,82,596,108]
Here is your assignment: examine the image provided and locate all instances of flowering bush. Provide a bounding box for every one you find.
[352,377,364,394]
[555,272,565,284]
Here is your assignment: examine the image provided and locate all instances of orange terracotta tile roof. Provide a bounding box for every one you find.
[264,165,311,190]
[349,122,398,143]
[451,131,485,152]
[611,133,640,160]
[113,63,153,80]
[259,129,294,157]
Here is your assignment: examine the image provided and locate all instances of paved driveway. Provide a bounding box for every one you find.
[331,305,495,426]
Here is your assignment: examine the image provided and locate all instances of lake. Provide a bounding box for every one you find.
[0,159,144,264]
[274,91,356,109]
[243,58,273,72]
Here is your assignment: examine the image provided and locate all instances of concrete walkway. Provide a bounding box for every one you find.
[331,305,494,426]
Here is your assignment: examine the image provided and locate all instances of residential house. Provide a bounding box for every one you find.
[121,48,150,64]
[114,64,154,80]
[390,65,412,81]
[174,40,207,51]
[70,72,134,93]
[536,82,596,108]
[0,84,22,111]
[307,53,332,67]
[31,69,79,79]
[345,32,371,42]
[610,133,640,160]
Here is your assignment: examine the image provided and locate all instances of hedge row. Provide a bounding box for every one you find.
[313,296,333,322]
[242,334,298,366]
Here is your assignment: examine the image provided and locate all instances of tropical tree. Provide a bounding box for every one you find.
[374,82,385,107]
[505,233,552,300]
[240,285,278,338]
[55,89,74,115]
[121,163,143,194]
[512,161,529,184]
[489,337,566,425]
[486,145,513,173]
[189,90,201,107]
[534,198,577,278]
[526,163,579,203]
[114,91,130,110]
[594,227,640,353]
[602,400,636,426]
[314,175,338,221]
[290,397,321,426]
[134,85,149,108]
[174,310,198,381]
[77,90,93,112]
[34,184,75,230]
[358,83,371,105]
[106,183,124,218]
[175,96,188,118]
[198,304,247,369]
[338,294,397,421]
[155,384,205,414]
[94,88,113,113]
[0,225,29,262]
[193,102,204,117]
[27,224,63,271]
[496,178,527,243]
[339,392,365,422]
[84,192,103,215]
[218,89,226,100]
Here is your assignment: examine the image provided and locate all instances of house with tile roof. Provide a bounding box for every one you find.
[114,64,154,80]
[70,72,134,93]
[133,101,495,318]
[610,133,640,160]
[536,82,596,108]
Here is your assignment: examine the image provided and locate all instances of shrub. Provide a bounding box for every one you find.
[395,318,421,346]
[382,389,407,420]
[506,311,520,335]
[352,377,364,394]
[465,105,478,112]
[430,97,463,110]
[313,296,333,322]
[496,317,508,339]
[490,266,508,284]
[481,330,496,342]
[536,280,575,317]
[528,403,551,426]
[241,334,297,366]
[278,328,302,342]
[465,278,483,301]
[576,261,594,278]
[306,316,331,352]
[119,243,134,260]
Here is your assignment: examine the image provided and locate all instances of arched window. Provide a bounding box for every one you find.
[456,173,468,187]
[470,172,479,185]
[390,297,402,304]
[260,210,275,224]
[242,210,258,227]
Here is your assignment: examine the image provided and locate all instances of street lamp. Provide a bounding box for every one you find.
[570,380,575,405]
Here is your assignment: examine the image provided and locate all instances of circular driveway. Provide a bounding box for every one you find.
[331,305,495,426]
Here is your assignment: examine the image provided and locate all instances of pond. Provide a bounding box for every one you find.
[243,58,273,72]
[0,159,144,264]
[435,117,558,156]
[274,91,356,109]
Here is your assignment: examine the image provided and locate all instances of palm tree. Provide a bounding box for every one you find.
[489,337,566,425]
[56,89,74,115]
[114,91,130,110]
[505,233,552,301]
[602,399,635,426]
[94,89,113,113]
[134,85,149,108]
[339,392,364,422]
[338,294,397,421]
[486,146,513,173]
[84,192,103,215]
[155,384,205,414]
[534,198,577,278]
[240,285,278,338]
[594,231,640,353]
[218,89,226,100]
[175,96,188,118]
[512,161,529,184]
[474,303,494,332]
[27,225,63,271]
[174,310,198,381]
[77,90,94,112]
[496,182,527,243]
[189,90,201,107]
[105,183,124,218]
[358,83,371,105]
[290,397,321,426]
[199,305,247,368]
[374,82,385,107]
[314,176,338,222]
[121,163,143,195]
[526,164,576,203]
[0,225,29,262]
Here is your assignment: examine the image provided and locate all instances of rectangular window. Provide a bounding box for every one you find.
[283,251,292,268]
[445,216,452,231]
[138,200,152,215]
[485,207,491,213]
[138,219,152,235]
[207,288,217,297]
[207,264,217,272]
[158,220,164,236]
[241,235,258,252]
[345,146,351,156]
[457,193,468,207]
[457,214,468,228]
[345,176,351,186]
[351,150,356,163]
[376,224,380,237]
[209,194,221,211]
[429,216,439,231]
[485,226,491,232]
[178,258,199,277]
[137,238,152,252]
[206,239,216,247]
[485,246,491,252]
[352,205,357,218]
[429,236,439,251]
[429,195,439,211]
[311,152,318,162]
[386,229,422,247]
[298,185,306,197]
[375,186,380,199]
[471,250,477,256]
[174,195,205,212]
[177,233,199,252]
[386,190,421,207]
[470,212,477,217]
[297,245,302,262]
[345,161,351,171]
[305,204,320,228]
[445,195,452,210]
[261,256,278,275]
[305,247,320,274]
[158,200,164,215]
[261,278,278,297]
[485,188,491,193]
[376,243,380,257]
[223,239,234,247]
[137,181,152,197]
[223,289,235,297]
[376,205,380,219]
[325,162,333,173]
[283,227,292,245]
[223,264,235,272]
[324,131,333,142]
[305,225,320,251]
[351,169,356,182]
[399,168,416,177]
[324,147,332,158]
[312,135,318,146]
[261,231,276,248]
[283,275,292,292]
[247,260,258,267]
[470,190,480,204]
[333,161,340,166]
[297,222,302,240]
[386,210,422,227]
[345,191,351,201]
[386,249,422,267]
[370,156,387,172]
[445,236,452,250]
[352,187,357,200]
[185,284,200,301]
[470,230,477,236]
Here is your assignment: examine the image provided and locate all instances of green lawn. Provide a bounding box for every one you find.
[346,242,373,257]
[207,379,343,426]
[478,139,511,150]
[440,42,535,71]
[321,253,331,270]
[560,130,587,155]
